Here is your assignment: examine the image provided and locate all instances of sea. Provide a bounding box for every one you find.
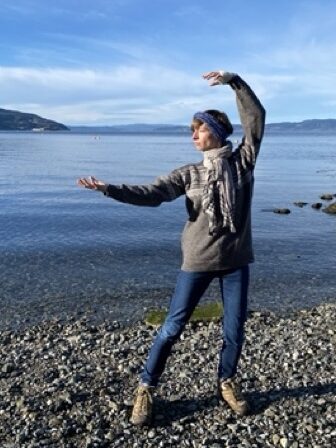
[0,131,335,327]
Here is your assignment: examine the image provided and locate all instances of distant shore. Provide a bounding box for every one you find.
[3,117,336,133]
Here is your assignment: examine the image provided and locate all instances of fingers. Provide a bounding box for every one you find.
[77,177,97,189]
[77,176,106,192]
[90,176,99,187]
[208,80,222,86]
[203,71,220,79]
[91,176,106,190]
[202,71,224,86]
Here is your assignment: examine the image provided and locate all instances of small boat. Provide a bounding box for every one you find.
[32,127,45,132]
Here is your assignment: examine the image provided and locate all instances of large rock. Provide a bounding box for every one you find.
[322,201,336,214]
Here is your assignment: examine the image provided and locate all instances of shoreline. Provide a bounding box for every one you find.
[1,273,335,332]
[0,303,334,446]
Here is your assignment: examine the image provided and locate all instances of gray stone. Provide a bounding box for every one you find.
[280,437,289,448]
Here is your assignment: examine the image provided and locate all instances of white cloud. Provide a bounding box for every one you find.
[2,61,334,124]
[0,65,244,124]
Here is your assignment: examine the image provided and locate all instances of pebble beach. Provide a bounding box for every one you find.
[0,303,335,447]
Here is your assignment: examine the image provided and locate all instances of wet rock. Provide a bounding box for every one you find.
[322,201,336,214]
[273,208,291,214]
[320,194,334,200]
[311,202,323,209]
[293,202,308,207]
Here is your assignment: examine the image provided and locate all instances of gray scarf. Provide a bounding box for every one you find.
[202,142,237,235]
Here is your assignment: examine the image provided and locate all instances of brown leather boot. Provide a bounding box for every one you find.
[130,384,154,426]
[218,377,249,416]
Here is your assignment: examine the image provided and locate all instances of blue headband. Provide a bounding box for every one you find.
[193,112,228,146]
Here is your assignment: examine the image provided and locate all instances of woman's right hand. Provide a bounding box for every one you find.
[77,176,108,193]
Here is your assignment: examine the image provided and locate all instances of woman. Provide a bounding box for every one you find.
[77,70,266,425]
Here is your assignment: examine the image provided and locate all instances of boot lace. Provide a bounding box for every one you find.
[135,387,153,414]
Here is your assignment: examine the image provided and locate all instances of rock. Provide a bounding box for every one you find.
[311,202,323,209]
[272,434,280,445]
[280,437,289,448]
[264,408,275,417]
[2,363,15,373]
[322,201,336,214]
[320,194,334,200]
[293,202,308,207]
[147,429,156,438]
[273,208,291,214]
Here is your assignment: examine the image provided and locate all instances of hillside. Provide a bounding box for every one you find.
[0,108,69,131]
[265,119,336,133]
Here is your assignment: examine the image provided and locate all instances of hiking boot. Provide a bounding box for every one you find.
[130,384,154,426]
[218,377,249,416]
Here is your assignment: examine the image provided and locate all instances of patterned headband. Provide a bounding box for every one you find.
[193,112,228,146]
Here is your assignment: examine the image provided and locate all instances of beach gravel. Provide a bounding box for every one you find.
[0,304,335,447]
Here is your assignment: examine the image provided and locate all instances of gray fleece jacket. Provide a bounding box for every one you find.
[104,73,266,272]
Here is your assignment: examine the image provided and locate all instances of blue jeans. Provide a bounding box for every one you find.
[140,265,249,386]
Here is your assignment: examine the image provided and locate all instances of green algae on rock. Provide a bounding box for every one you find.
[144,301,223,326]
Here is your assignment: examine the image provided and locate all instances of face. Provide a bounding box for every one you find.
[191,121,220,151]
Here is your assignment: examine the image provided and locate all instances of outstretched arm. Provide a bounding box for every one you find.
[203,71,266,168]
[77,169,186,207]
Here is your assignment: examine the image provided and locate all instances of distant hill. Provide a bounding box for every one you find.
[2,109,335,133]
[69,124,189,134]
[265,119,336,133]
[0,108,69,131]
[70,119,336,134]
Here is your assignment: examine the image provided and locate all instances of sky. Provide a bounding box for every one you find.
[1,0,336,125]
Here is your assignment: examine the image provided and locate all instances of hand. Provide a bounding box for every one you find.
[77,176,108,192]
[202,71,236,86]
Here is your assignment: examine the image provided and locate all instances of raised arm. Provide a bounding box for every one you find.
[77,168,186,207]
[203,71,266,169]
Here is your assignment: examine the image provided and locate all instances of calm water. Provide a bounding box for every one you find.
[0,131,335,325]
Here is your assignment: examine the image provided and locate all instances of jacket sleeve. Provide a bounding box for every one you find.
[229,74,266,169]
[103,167,186,207]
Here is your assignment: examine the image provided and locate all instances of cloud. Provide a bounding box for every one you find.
[0,65,228,124]
[0,65,202,99]
[0,63,302,124]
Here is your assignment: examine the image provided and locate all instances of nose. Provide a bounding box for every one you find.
[192,129,198,140]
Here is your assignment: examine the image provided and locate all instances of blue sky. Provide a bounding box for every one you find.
[1,0,336,125]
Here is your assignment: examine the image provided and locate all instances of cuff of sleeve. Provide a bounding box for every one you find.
[103,185,111,196]
[103,184,124,202]
[218,71,238,84]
